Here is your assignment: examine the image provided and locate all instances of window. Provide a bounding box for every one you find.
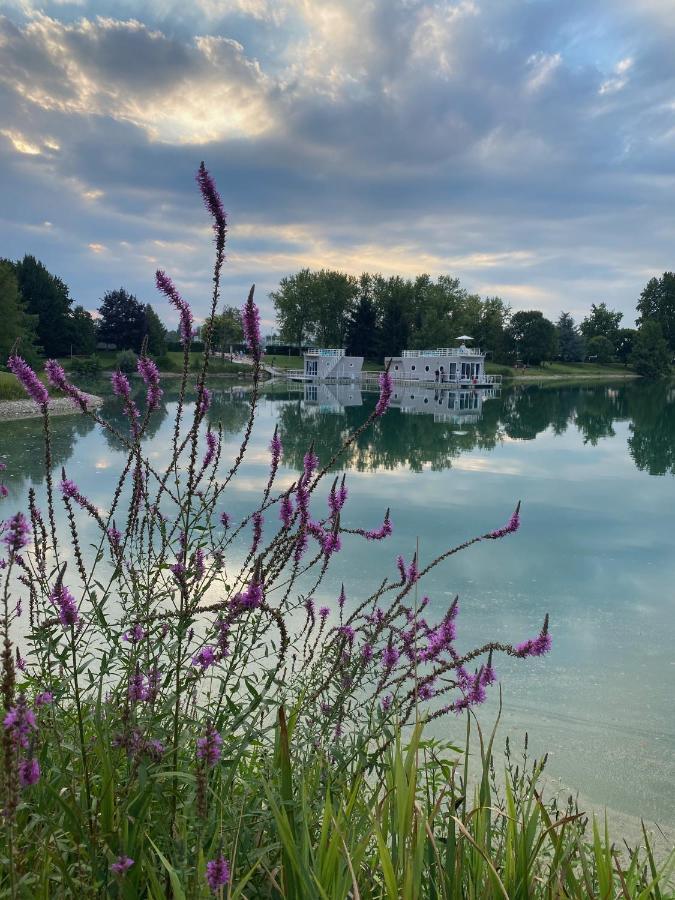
[394,365,399,371]
[425,365,430,372]
[411,365,416,371]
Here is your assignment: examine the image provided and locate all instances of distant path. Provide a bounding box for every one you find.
[0,394,103,421]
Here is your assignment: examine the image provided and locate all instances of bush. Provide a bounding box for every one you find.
[115,348,138,373]
[69,355,102,378]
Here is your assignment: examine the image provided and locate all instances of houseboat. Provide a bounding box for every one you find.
[302,348,363,381]
[389,385,500,424]
[384,344,497,386]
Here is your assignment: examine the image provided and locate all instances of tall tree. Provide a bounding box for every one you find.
[345,276,379,359]
[580,302,623,345]
[312,269,358,346]
[12,255,74,357]
[144,304,167,356]
[556,312,585,362]
[206,307,244,356]
[636,272,675,351]
[586,335,615,363]
[0,260,40,364]
[97,288,146,351]
[69,305,97,356]
[375,276,413,359]
[270,269,317,348]
[615,328,637,366]
[506,311,558,365]
[630,321,671,378]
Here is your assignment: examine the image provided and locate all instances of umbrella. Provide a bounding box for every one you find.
[455,335,473,341]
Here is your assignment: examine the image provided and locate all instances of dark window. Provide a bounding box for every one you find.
[411,365,416,371]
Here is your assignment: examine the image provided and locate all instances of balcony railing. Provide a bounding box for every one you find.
[305,348,345,357]
[401,347,483,358]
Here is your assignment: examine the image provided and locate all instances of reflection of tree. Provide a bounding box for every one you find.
[627,382,675,475]
[0,411,95,494]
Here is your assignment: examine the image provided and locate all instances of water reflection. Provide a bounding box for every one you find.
[267,380,675,477]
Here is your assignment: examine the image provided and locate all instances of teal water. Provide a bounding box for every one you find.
[1,378,674,826]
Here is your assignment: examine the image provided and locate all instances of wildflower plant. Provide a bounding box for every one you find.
[0,164,553,895]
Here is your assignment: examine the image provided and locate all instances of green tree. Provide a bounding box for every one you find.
[345,276,379,359]
[97,288,147,351]
[0,260,40,365]
[69,305,97,356]
[636,272,675,351]
[270,269,317,348]
[312,269,358,346]
[556,312,585,362]
[630,321,671,378]
[12,255,74,357]
[206,307,244,356]
[375,276,413,359]
[506,311,558,365]
[144,304,167,356]
[580,302,623,344]
[585,335,615,363]
[615,328,637,366]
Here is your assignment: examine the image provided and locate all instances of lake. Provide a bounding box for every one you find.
[1,377,674,829]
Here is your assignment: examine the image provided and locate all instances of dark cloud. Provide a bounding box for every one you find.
[0,1,674,330]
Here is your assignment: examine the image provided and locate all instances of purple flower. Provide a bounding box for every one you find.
[270,426,282,468]
[303,450,318,480]
[111,856,134,876]
[45,360,90,411]
[196,162,227,235]
[16,653,26,672]
[122,624,146,644]
[60,478,100,519]
[329,479,348,516]
[128,669,149,703]
[319,606,330,620]
[322,530,341,556]
[363,510,392,541]
[137,356,163,410]
[206,855,230,893]
[18,757,40,787]
[361,643,374,663]
[2,511,31,553]
[192,646,217,670]
[170,561,186,581]
[407,556,419,584]
[107,525,122,551]
[197,723,223,767]
[338,625,355,643]
[4,695,36,749]
[219,511,230,529]
[515,618,552,658]
[338,584,346,609]
[279,494,293,528]
[293,529,309,563]
[156,270,194,347]
[111,370,132,400]
[50,583,79,628]
[396,555,406,582]
[375,369,393,418]
[202,428,219,470]
[7,355,49,408]
[192,547,206,579]
[251,512,263,554]
[0,485,7,499]
[242,286,261,362]
[382,642,400,671]
[381,694,393,712]
[487,504,521,540]
[196,388,212,419]
[35,691,53,707]
[240,578,263,609]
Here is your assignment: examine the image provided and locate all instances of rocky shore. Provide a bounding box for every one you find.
[0,393,103,420]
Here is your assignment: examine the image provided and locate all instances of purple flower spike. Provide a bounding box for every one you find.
[487,503,521,540]
[156,270,194,347]
[382,642,400,671]
[111,856,134,876]
[515,615,551,657]
[111,370,131,400]
[202,428,219,470]
[1,512,31,553]
[251,512,263,554]
[18,758,40,787]
[375,369,393,417]
[196,162,227,235]
[45,360,90,411]
[206,855,230,893]
[242,285,261,362]
[122,623,146,644]
[35,691,53,707]
[279,494,293,528]
[137,356,162,410]
[270,426,282,467]
[49,583,79,628]
[192,646,217,670]
[197,723,223,767]
[219,511,230,529]
[8,355,49,409]
[319,606,330,620]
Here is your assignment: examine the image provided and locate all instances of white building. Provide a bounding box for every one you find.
[384,345,488,384]
[303,348,363,380]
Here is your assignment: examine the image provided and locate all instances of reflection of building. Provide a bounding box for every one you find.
[390,386,500,424]
[303,348,363,380]
[384,346,499,387]
[303,382,363,410]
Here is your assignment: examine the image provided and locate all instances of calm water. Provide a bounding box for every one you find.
[1,378,674,827]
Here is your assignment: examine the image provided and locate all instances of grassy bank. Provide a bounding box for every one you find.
[486,361,636,378]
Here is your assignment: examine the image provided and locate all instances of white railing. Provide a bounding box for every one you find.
[305,348,345,358]
[401,347,483,358]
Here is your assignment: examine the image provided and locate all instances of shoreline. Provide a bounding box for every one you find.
[0,393,103,421]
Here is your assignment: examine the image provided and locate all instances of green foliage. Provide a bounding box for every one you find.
[637,272,675,351]
[580,303,623,345]
[616,328,637,365]
[556,312,585,362]
[70,305,97,356]
[69,355,102,378]
[506,310,558,365]
[144,304,167,356]
[115,349,138,373]
[12,255,74,357]
[345,276,379,359]
[205,306,244,354]
[586,335,615,364]
[630,321,671,378]
[98,288,147,351]
[0,260,40,365]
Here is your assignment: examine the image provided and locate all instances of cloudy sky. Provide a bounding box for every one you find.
[1,0,674,332]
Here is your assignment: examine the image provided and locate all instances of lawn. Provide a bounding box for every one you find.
[486,360,634,378]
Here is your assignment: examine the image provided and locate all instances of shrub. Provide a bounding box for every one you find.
[69,355,102,378]
[115,348,138,373]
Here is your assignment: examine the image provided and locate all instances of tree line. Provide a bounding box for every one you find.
[271,268,675,376]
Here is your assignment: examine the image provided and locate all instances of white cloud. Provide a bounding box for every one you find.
[599,57,633,95]
[525,51,562,93]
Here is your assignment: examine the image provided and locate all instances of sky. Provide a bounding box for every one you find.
[0,0,674,334]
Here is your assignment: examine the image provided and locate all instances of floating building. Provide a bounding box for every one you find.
[302,348,363,381]
[384,345,498,386]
